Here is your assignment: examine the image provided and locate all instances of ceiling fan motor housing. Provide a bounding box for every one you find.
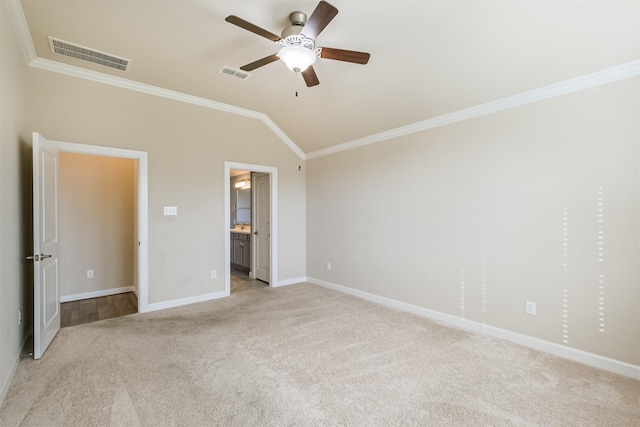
[289,11,307,26]
[281,11,308,39]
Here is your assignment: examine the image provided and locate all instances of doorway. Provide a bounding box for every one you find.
[58,152,138,327]
[31,134,148,359]
[56,145,148,311]
[224,162,278,295]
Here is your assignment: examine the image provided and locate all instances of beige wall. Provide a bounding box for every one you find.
[59,153,135,298]
[0,1,32,402]
[1,1,636,402]
[26,68,307,304]
[307,77,640,365]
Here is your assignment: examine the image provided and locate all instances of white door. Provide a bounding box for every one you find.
[31,132,61,359]
[253,173,270,283]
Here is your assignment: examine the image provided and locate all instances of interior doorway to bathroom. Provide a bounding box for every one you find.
[226,163,277,294]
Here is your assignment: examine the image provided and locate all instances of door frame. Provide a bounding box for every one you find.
[44,139,149,312]
[224,162,277,294]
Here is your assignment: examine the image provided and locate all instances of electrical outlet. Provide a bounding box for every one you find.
[87,269,94,279]
[525,300,537,316]
[18,310,22,325]
[211,270,217,279]
[326,262,331,271]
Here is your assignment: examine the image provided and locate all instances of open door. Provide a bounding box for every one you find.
[30,132,61,359]
[253,173,270,283]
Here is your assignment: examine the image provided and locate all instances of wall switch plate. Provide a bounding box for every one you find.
[211,270,217,279]
[326,262,331,271]
[163,206,178,216]
[525,300,536,316]
[87,269,94,279]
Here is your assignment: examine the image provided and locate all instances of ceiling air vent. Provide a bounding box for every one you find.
[219,66,251,81]
[48,37,131,72]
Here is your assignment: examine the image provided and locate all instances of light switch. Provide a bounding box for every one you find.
[163,206,178,216]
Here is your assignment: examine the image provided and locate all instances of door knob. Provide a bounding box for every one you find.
[253,231,258,235]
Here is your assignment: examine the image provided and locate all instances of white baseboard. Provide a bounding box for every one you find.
[307,277,640,380]
[0,356,19,407]
[142,290,228,313]
[274,276,307,287]
[60,286,136,303]
[0,332,30,407]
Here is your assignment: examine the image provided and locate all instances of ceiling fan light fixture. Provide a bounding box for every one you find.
[226,2,370,87]
[278,45,317,73]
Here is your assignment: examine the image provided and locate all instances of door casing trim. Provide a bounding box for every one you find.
[46,139,149,312]
[224,162,278,294]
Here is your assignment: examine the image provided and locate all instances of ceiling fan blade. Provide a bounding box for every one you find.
[302,66,320,87]
[301,1,338,39]
[240,54,280,71]
[225,15,281,42]
[320,47,370,64]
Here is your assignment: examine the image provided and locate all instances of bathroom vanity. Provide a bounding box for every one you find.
[230,229,251,271]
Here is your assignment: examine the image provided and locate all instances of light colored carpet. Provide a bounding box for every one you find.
[1,283,638,426]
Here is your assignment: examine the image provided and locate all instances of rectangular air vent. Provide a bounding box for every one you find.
[219,66,251,81]
[48,37,131,71]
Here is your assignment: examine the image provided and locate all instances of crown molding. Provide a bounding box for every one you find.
[6,0,306,160]
[27,57,307,160]
[4,0,37,63]
[306,60,640,160]
[7,0,639,162]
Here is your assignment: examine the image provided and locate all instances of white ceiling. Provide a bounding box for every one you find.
[18,1,640,155]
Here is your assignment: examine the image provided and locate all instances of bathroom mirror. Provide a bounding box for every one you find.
[236,188,251,224]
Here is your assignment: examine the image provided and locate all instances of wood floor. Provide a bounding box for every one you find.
[60,271,261,328]
[61,292,138,328]
[231,268,268,293]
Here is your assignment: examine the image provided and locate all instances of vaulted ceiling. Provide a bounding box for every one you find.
[16,1,640,156]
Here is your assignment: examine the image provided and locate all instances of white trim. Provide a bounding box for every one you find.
[224,162,278,294]
[25,56,306,160]
[7,0,639,162]
[4,0,37,63]
[136,155,149,313]
[48,140,150,314]
[131,286,139,298]
[0,333,30,406]
[145,290,228,312]
[60,286,136,303]
[29,57,263,120]
[28,54,640,163]
[274,276,307,287]
[305,60,640,159]
[307,277,640,380]
[261,118,305,159]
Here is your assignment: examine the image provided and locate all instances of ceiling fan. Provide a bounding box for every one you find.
[225,1,370,87]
